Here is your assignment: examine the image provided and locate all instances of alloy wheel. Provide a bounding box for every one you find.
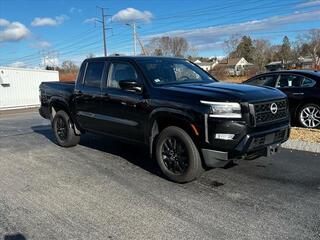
[161,136,189,175]
[56,117,68,141]
[300,106,320,128]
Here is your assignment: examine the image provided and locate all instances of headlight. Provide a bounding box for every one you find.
[200,100,242,118]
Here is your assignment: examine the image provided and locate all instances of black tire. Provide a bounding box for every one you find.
[297,103,320,129]
[53,110,80,147]
[155,126,203,183]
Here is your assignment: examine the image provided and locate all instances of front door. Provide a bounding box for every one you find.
[99,60,148,143]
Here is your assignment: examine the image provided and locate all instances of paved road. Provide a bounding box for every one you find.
[0,112,319,240]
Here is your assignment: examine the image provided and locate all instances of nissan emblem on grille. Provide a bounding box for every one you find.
[270,103,278,114]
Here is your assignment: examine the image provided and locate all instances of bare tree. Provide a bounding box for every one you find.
[267,45,281,62]
[171,37,189,57]
[223,34,241,56]
[146,36,189,57]
[252,39,270,72]
[61,60,79,73]
[304,29,320,68]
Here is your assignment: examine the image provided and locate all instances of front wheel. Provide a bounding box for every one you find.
[298,104,320,128]
[53,110,80,147]
[155,126,203,183]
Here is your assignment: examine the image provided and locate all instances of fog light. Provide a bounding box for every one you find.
[215,133,235,140]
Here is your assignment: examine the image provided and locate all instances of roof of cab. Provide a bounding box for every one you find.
[251,69,320,79]
[84,56,185,62]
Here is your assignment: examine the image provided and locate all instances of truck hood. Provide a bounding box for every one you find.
[158,82,286,102]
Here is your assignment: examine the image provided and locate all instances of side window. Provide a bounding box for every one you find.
[247,75,277,87]
[77,63,86,83]
[84,62,105,88]
[276,74,303,88]
[107,62,138,89]
[301,77,316,87]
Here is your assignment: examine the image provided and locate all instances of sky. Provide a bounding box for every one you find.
[0,0,320,68]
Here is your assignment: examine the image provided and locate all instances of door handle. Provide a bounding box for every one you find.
[101,93,110,100]
[75,90,83,96]
[292,92,304,95]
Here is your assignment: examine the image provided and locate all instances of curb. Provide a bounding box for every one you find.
[282,139,320,153]
[0,107,38,117]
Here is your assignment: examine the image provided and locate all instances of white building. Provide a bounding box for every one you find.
[0,67,59,110]
[194,59,218,72]
[216,57,253,76]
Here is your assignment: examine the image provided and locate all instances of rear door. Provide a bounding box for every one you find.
[99,60,147,142]
[74,60,106,131]
[276,74,305,114]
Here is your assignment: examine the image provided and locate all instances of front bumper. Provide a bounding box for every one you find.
[202,124,290,167]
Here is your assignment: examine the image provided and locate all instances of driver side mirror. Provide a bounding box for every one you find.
[119,80,143,93]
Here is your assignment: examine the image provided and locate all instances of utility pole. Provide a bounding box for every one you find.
[137,35,148,55]
[127,22,137,56]
[96,6,111,57]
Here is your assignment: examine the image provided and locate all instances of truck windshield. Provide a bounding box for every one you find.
[137,59,216,85]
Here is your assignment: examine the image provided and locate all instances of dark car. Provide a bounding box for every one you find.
[244,70,320,128]
[39,56,290,183]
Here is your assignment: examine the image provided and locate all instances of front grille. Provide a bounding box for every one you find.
[253,99,288,125]
[274,129,286,142]
[250,129,287,149]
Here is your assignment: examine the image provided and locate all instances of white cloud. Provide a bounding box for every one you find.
[30,40,51,49]
[0,19,30,42]
[7,61,27,68]
[0,18,10,26]
[70,7,82,14]
[296,0,320,8]
[31,15,69,27]
[83,18,98,24]
[111,8,153,23]
[146,10,320,50]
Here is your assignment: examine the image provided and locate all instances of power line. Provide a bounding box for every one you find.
[1,0,312,66]
[1,28,99,64]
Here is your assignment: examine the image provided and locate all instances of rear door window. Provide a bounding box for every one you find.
[301,77,316,87]
[83,62,105,88]
[276,74,304,88]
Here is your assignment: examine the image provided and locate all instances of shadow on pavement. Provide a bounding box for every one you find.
[31,125,161,176]
[4,233,26,240]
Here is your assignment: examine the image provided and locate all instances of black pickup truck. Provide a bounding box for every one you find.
[39,56,290,183]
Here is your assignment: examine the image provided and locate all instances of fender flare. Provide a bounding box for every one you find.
[147,107,197,156]
[48,97,81,134]
[49,97,69,118]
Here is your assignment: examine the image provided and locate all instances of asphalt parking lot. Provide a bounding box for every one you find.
[0,111,319,240]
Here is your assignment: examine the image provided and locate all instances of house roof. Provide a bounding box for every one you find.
[197,62,213,67]
[267,61,283,66]
[217,57,243,66]
[227,58,242,66]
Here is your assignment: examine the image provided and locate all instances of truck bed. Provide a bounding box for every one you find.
[39,81,75,119]
[40,81,75,97]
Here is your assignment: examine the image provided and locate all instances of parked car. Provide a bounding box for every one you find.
[243,70,320,128]
[39,56,290,183]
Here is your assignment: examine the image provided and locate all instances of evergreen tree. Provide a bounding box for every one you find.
[235,36,254,62]
[280,36,292,63]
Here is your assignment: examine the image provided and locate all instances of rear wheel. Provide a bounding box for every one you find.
[155,126,203,183]
[298,104,320,128]
[53,110,80,147]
